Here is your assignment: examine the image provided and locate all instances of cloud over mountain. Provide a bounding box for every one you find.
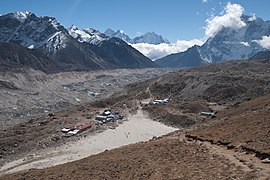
[205,2,246,38]
[255,36,270,49]
[131,39,204,60]
[130,2,249,60]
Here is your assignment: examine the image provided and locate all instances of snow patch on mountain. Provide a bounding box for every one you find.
[13,11,31,22]
[69,25,108,44]
[43,31,67,53]
[28,45,34,49]
[50,18,61,29]
[111,29,131,42]
[241,41,250,46]
[0,11,69,53]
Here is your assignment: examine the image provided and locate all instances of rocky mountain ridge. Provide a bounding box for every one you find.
[104,28,170,44]
[0,11,157,72]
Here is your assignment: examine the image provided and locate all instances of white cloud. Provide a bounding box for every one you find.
[202,0,208,3]
[255,36,270,49]
[248,13,256,21]
[205,2,246,38]
[131,39,204,60]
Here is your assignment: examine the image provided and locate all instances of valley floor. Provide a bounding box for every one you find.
[1,93,270,179]
[1,60,270,179]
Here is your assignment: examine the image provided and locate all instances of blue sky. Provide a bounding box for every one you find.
[1,0,270,42]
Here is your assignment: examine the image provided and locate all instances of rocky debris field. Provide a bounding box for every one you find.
[0,68,170,129]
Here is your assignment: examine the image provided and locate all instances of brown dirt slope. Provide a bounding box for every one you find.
[187,93,270,160]
[1,136,257,180]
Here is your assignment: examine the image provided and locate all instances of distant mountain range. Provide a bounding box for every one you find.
[156,15,270,68]
[2,11,269,72]
[0,11,158,73]
[104,29,170,45]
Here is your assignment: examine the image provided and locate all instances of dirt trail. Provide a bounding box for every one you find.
[169,132,270,179]
[204,142,270,180]
[0,108,178,175]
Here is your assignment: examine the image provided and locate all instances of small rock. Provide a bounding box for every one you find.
[239,159,246,163]
[262,158,270,163]
[227,144,236,149]
[48,113,55,117]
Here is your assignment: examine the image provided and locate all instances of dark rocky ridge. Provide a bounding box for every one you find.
[0,42,59,73]
[89,38,158,69]
[155,45,203,68]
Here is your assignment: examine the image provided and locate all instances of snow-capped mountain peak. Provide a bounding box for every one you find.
[70,24,78,31]
[198,15,270,63]
[156,14,270,68]
[111,29,131,42]
[13,11,31,22]
[69,26,108,44]
[132,32,170,44]
[0,11,68,52]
